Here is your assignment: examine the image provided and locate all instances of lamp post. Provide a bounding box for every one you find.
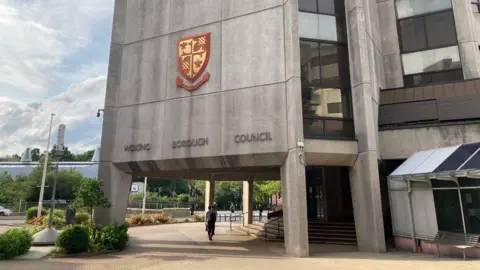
[33,124,66,246]
[38,113,55,218]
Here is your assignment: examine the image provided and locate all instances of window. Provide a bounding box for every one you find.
[395,2,463,86]
[472,1,480,13]
[327,102,342,114]
[299,0,345,16]
[401,45,461,75]
[299,13,346,42]
[398,10,457,53]
[396,0,452,19]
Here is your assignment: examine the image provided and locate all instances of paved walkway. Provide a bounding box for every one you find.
[1,222,479,269]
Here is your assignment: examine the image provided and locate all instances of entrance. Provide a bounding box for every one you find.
[305,166,354,222]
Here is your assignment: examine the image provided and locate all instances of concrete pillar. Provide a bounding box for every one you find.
[377,0,404,89]
[345,1,387,253]
[205,176,215,212]
[452,0,480,79]
[281,150,309,257]
[242,178,254,226]
[95,162,133,225]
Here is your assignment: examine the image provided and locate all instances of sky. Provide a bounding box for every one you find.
[0,0,115,156]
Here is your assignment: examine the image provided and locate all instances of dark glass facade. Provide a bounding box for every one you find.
[299,0,354,139]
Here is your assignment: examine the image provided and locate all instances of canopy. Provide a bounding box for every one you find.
[388,142,480,181]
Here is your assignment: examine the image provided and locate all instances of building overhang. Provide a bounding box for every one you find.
[304,139,358,167]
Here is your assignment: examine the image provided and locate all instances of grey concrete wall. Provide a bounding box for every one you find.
[345,0,387,253]
[105,0,290,170]
[304,139,358,166]
[452,0,480,79]
[379,123,480,159]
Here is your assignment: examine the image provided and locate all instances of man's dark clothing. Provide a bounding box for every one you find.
[207,210,217,240]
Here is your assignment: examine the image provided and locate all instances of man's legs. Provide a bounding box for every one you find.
[212,222,215,236]
[207,222,213,240]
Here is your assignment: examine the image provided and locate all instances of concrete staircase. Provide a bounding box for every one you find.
[238,218,358,246]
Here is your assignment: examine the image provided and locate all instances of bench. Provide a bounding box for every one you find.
[429,231,479,260]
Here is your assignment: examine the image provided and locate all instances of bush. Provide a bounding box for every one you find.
[25,206,48,222]
[151,213,170,224]
[56,226,89,254]
[99,223,129,251]
[193,215,204,222]
[42,210,65,228]
[27,217,44,226]
[75,212,90,225]
[0,229,32,260]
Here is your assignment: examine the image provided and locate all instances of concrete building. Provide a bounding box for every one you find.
[97,0,480,257]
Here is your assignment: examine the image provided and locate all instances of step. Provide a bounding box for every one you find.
[308,232,357,238]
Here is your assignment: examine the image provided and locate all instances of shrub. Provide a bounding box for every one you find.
[193,215,204,222]
[127,214,143,225]
[42,211,65,228]
[56,226,89,254]
[151,213,170,224]
[99,223,129,251]
[0,229,32,260]
[27,217,44,226]
[75,212,90,225]
[25,206,48,222]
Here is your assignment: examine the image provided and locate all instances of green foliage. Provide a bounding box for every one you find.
[0,154,21,162]
[214,181,242,210]
[56,226,89,254]
[99,224,129,251]
[25,206,48,222]
[0,229,32,260]
[74,150,95,162]
[73,178,111,223]
[253,181,281,205]
[75,212,90,225]
[176,193,189,202]
[42,209,65,228]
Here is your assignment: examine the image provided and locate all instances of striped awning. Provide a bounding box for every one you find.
[388,142,480,181]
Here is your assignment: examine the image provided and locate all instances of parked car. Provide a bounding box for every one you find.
[0,206,12,216]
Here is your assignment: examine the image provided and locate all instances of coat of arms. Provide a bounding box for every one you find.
[176,32,211,91]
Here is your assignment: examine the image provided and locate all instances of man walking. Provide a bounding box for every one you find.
[206,204,217,241]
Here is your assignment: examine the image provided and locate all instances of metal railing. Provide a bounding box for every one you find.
[264,216,283,242]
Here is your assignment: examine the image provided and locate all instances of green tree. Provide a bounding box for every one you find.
[74,149,95,161]
[0,154,21,161]
[214,181,242,210]
[72,178,111,223]
[31,148,41,162]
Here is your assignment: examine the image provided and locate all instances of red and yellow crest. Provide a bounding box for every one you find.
[176,32,211,91]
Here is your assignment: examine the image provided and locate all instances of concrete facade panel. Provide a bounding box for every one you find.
[104,44,124,107]
[221,7,285,91]
[118,35,169,106]
[222,0,283,20]
[124,0,170,44]
[169,0,222,33]
[111,0,127,44]
[162,94,222,160]
[165,23,221,100]
[220,83,287,156]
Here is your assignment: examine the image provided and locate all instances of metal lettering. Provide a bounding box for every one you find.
[172,138,209,149]
[124,143,151,152]
[233,132,273,143]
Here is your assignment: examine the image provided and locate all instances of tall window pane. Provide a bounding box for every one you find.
[299,12,342,42]
[462,189,480,234]
[401,46,461,75]
[303,88,351,118]
[433,190,464,233]
[425,11,457,48]
[399,17,427,52]
[396,0,452,19]
[300,41,321,87]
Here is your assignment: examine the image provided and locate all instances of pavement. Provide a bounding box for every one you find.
[0,222,479,269]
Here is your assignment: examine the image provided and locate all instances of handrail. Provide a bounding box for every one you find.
[264,216,283,242]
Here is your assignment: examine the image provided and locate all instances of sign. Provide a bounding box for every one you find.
[176,32,211,91]
[234,132,273,143]
[124,143,151,152]
[172,138,209,149]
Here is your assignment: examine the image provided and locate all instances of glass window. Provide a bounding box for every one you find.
[401,45,461,75]
[399,17,427,52]
[319,43,350,88]
[461,189,480,234]
[299,12,344,42]
[300,41,321,87]
[303,88,352,118]
[396,0,452,19]
[433,189,464,233]
[299,0,317,12]
[425,11,457,49]
[403,69,463,87]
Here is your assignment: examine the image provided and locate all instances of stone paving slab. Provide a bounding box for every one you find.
[0,223,478,269]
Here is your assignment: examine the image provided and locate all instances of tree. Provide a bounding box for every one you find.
[0,154,21,162]
[74,149,95,161]
[31,148,41,162]
[73,178,111,223]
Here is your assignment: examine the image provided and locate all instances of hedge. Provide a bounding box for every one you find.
[0,229,32,260]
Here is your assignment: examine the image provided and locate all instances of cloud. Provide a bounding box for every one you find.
[0,76,106,155]
[0,0,113,97]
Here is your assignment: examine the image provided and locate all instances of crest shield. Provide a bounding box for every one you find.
[176,32,211,91]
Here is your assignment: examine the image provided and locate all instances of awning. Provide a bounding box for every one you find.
[388,142,480,181]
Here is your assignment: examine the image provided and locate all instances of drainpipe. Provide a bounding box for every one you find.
[407,180,418,252]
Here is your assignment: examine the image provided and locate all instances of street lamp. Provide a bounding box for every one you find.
[38,113,55,218]
[33,124,66,246]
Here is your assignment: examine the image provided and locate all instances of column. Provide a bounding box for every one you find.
[242,178,254,226]
[452,0,480,79]
[345,1,387,252]
[205,176,215,212]
[95,162,132,225]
